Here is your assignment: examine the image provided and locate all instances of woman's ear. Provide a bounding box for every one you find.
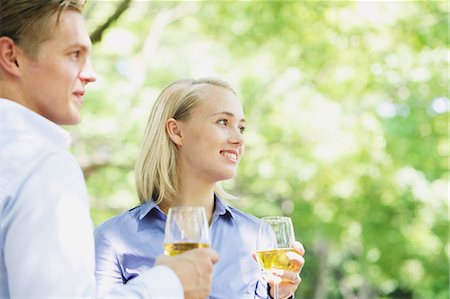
[166,118,183,147]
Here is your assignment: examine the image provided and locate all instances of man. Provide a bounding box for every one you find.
[0,1,219,298]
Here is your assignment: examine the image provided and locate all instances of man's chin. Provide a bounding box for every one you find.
[56,114,82,126]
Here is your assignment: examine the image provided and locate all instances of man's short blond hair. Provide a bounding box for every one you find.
[0,0,86,58]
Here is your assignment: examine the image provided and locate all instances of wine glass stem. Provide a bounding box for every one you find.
[274,281,279,299]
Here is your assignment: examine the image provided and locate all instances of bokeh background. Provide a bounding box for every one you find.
[75,1,448,298]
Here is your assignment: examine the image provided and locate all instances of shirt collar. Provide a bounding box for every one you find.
[213,195,236,222]
[1,98,72,149]
[138,200,162,220]
[138,195,236,222]
[211,195,237,223]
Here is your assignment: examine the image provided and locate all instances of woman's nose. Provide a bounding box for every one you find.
[229,128,244,145]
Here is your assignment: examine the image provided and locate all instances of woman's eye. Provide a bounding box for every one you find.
[218,119,228,126]
[239,126,246,134]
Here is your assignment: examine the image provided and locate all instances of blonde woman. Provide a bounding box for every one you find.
[94,78,304,298]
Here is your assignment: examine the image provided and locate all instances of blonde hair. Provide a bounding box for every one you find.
[0,0,86,58]
[135,78,237,204]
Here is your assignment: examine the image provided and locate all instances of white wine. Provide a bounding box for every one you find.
[256,248,300,272]
[164,242,209,256]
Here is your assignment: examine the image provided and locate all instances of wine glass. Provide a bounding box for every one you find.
[256,216,298,299]
[164,206,210,256]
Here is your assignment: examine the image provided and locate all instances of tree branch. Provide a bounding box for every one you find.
[90,0,133,44]
[81,159,132,178]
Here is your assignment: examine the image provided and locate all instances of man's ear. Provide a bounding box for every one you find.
[166,118,183,147]
[0,36,21,76]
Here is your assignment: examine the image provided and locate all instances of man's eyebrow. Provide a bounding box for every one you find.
[211,111,246,123]
[68,43,91,52]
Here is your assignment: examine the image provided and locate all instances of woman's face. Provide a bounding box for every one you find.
[176,85,246,183]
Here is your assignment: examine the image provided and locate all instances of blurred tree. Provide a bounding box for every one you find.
[78,1,449,298]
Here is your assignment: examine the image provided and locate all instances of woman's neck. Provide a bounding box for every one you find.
[159,181,216,224]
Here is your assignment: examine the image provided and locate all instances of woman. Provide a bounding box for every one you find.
[94,78,304,298]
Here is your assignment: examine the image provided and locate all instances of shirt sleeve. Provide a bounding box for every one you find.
[94,225,127,296]
[3,151,183,298]
[106,265,183,298]
[255,277,271,299]
[94,215,184,298]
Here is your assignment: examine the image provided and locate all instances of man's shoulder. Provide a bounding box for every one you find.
[2,136,76,196]
[5,134,76,175]
[3,110,71,167]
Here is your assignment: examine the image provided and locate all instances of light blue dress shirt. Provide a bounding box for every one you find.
[0,98,183,298]
[95,196,270,298]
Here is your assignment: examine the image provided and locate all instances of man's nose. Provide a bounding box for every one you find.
[80,58,97,84]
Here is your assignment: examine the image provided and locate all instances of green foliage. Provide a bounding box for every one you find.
[79,1,448,298]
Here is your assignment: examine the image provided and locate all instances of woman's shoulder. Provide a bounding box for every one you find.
[227,205,260,226]
[94,205,143,235]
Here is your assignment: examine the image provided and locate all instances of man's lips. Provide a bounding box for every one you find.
[73,90,85,97]
[73,91,85,104]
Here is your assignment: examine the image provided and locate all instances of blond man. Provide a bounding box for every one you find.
[0,1,218,297]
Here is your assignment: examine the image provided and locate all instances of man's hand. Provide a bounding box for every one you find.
[155,248,220,299]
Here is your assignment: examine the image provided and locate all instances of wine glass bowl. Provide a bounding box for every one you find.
[256,248,301,273]
[164,206,210,256]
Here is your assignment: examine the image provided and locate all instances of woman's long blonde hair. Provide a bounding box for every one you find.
[135,78,237,204]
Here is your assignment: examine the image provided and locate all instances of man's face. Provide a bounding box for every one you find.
[19,10,96,125]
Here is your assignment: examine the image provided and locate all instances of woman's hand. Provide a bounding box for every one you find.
[261,241,305,299]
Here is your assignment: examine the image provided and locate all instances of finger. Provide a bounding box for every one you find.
[291,241,305,256]
[193,248,220,264]
[270,268,303,285]
[279,270,301,284]
[291,274,302,286]
[286,251,305,272]
[271,269,293,282]
[251,252,257,261]
[271,268,284,276]
[263,271,282,285]
[206,248,220,264]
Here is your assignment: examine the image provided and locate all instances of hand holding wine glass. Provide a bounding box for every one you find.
[256,216,305,299]
[155,248,219,299]
[164,206,210,256]
[161,206,219,299]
